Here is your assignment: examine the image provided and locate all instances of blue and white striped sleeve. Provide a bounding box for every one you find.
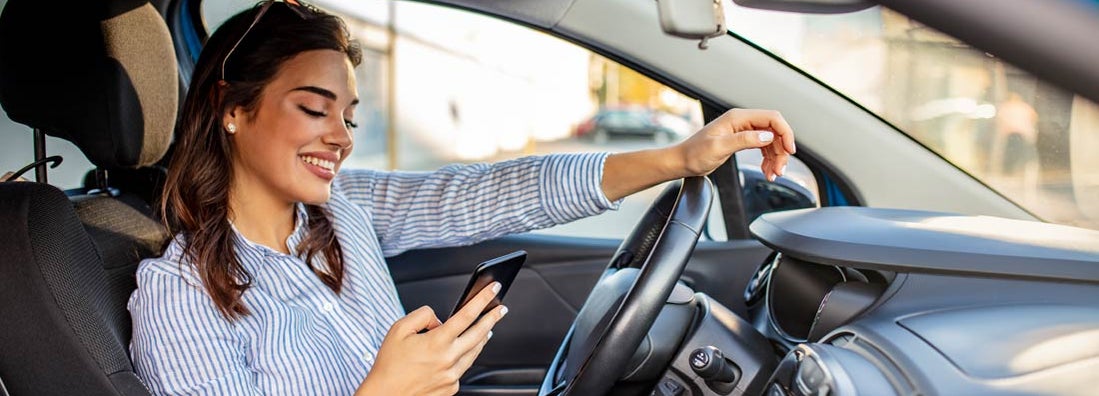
[129,261,260,396]
[334,153,619,256]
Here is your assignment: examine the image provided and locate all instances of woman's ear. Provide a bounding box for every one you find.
[218,80,241,135]
[222,107,241,135]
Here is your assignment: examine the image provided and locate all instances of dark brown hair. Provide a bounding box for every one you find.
[162,2,363,320]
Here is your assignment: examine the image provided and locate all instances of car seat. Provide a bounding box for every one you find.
[0,0,178,394]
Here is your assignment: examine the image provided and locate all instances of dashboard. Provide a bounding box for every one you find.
[744,251,910,396]
[751,253,893,345]
[739,207,1099,396]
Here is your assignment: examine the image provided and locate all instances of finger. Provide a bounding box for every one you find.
[774,143,793,176]
[415,315,444,335]
[722,129,775,153]
[770,114,796,155]
[452,332,492,374]
[770,139,787,157]
[763,160,776,182]
[768,144,787,178]
[439,282,501,339]
[454,305,506,351]
[430,333,492,396]
[774,151,790,178]
[391,306,443,337]
[760,145,777,182]
[732,109,796,154]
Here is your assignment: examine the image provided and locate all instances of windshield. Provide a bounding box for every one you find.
[725,5,1099,231]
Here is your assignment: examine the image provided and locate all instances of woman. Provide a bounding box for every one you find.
[127,1,795,395]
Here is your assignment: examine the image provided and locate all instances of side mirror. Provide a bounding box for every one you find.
[655,0,726,49]
[703,155,819,241]
[740,166,817,224]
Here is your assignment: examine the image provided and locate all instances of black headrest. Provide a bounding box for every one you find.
[0,0,176,169]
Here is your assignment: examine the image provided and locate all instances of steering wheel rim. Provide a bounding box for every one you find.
[539,176,714,395]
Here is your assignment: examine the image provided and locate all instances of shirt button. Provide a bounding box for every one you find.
[322,302,335,312]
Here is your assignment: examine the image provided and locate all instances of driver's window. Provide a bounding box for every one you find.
[200,1,831,240]
[385,3,704,239]
[203,1,707,239]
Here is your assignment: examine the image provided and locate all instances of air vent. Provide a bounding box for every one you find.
[825,333,915,394]
[744,253,777,306]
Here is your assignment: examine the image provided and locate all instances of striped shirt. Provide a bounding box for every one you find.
[128,153,617,395]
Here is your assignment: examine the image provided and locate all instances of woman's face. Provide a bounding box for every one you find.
[225,49,358,206]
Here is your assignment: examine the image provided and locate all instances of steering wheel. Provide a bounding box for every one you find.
[538,176,714,395]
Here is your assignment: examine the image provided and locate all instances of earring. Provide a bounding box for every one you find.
[226,123,237,134]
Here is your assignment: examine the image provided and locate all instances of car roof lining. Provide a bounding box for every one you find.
[427,0,1099,105]
[419,0,575,29]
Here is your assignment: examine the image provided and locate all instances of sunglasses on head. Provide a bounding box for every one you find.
[220,0,314,81]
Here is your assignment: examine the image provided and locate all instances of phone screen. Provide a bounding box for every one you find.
[449,250,527,320]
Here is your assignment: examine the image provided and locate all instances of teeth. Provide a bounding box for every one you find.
[300,155,335,171]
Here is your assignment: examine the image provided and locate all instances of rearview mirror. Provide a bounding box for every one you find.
[656,0,873,49]
[655,0,726,49]
[731,0,873,14]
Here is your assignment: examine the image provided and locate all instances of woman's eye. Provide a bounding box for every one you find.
[298,105,326,118]
[344,119,358,129]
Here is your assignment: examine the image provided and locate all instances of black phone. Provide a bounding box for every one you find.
[449,250,527,320]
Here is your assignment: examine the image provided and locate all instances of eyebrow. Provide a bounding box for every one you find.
[290,86,360,106]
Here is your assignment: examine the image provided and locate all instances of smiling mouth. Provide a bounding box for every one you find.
[299,155,336,172]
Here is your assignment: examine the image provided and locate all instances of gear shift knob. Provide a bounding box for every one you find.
[690,346,739,384]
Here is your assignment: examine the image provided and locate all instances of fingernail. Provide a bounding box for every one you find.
[500,306,509,317]
[780,165,787,176]
[488,331,494,340]
[758,131,774,142]
[491,282,501,295]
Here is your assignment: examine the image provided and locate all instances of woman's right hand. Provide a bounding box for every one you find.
[355,282,508,395]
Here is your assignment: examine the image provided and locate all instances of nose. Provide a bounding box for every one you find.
[322,120,354,153]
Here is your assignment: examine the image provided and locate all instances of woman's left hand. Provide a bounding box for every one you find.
[674,108,796,181]
[601,108,796,202]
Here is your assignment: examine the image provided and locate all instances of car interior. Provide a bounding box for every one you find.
[0,0,1097,396]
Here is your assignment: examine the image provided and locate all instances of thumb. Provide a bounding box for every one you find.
[394,306,443,337]
[729,130,775,150]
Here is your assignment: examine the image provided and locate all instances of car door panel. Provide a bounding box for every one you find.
[389,234,612,367]
[387,233,773,394]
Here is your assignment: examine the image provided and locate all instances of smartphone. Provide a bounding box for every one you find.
[449,250,527,320]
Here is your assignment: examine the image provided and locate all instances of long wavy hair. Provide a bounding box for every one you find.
[162,2,363,320]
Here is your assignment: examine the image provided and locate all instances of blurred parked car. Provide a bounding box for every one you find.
[573,108,685,144]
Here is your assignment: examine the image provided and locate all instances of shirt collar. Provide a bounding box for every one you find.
[229,202,310,258]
